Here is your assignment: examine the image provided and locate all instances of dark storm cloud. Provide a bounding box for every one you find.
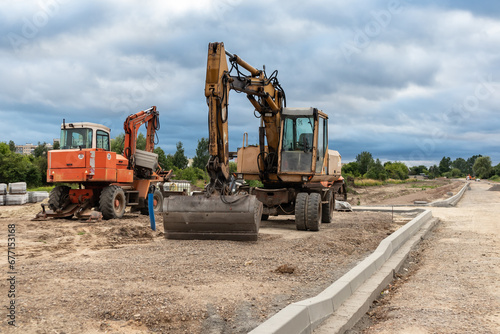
[0,0,499,166]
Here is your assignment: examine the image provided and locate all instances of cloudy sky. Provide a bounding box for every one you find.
[1,0,499,166]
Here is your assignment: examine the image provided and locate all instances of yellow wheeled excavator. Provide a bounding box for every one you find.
[162,42,346,241]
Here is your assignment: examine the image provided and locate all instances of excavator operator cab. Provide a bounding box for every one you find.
[280,108,328,174]
[59,122,111,150]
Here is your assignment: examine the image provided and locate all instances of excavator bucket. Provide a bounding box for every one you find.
[162,194,263,241]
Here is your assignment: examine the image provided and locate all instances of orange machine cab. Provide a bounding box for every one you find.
[46,122,133,184]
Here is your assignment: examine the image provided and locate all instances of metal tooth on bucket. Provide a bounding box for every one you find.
[162,194,262,241]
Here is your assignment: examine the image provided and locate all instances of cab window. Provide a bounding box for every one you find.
[96,130,110,150]
[60,128,93,149]
[280,115,314,172]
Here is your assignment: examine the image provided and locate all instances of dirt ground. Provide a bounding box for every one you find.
[0,179,463,333]
[347,179,465,206]
[349,181,500,334]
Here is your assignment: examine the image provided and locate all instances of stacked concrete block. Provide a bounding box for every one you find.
[6,182,28,205]
[28,191,49,203]
[0,183,6,205]
[8,182,27,194]
[5,193,29,205]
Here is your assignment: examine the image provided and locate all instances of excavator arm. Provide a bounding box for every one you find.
[162,43,276,241]
[122,106,160,170]
[205,42,286,192]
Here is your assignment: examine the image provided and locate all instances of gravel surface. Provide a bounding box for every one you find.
[353,181,500,333]
[0,203,411,333]
[0,179,459,333]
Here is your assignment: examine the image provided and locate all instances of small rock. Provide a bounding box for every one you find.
[275,264,295,274]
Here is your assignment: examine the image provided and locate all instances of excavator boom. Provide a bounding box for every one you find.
[163,42,346,240]
[163,42,266,241]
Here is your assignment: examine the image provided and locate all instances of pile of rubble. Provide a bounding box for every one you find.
[0,182,48,206]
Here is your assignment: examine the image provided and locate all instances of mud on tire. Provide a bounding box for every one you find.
[306,192,322,231]
[295,192,309,231]
[140,189,163,215]
[100,185,126,220]
[48,186,70,211]
[322,190,335,223]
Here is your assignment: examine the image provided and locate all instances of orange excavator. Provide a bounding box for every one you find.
[162,42,346,241]
[35,106,171,220]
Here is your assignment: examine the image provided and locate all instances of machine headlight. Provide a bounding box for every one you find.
[78,153,84,159]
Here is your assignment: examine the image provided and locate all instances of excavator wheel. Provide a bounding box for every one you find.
[322,190,335,223]
[295,192,308,231]
[48,186,70,211]
[306,192,322,231]
[100,185,126,220]
[140,189,163,215]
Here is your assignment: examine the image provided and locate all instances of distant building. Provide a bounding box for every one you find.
[15,143,53,155]
[15,143,36,155]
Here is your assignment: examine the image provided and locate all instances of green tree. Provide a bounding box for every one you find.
[451,158,467,176]
[173,166,208,184]
[428,165,440,179]
[356,151,374,175]
[172,141,188,169]
[384,161,409,180]
[53,141,60,150]
[365,159,387,180]
[0,153,31,186]
[473,156,492,179]
[342,161,360,177]
[166,154,175,169]
[466,155,482,174]
[111,132,146,154]
[154,147,173,170]
[136,133,146,150]
[0,142,10,156]
[494,163,500,176]
[111,134,125,154]
[8,140,15,152]
[33,142,49,158]
[438,156,451,175]
[450,168,462,178]
[229,161,237,173]
[192,138,209,170]
[409,165,428,176]
[27,156,43,187]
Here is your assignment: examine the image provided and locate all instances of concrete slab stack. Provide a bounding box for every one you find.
[6,182,28,205]
[0,183,6,205]
[28,191,49,203]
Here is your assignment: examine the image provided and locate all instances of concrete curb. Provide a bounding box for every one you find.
[315,216,439,333]
[429,181,469,207]
[249,209,433,334]
[351,181,470,210]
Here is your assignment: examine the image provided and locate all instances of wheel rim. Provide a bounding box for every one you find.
[317,203,322,226]
[114,193,125,213]
[329,195,334,218]
[153,193,162,210]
